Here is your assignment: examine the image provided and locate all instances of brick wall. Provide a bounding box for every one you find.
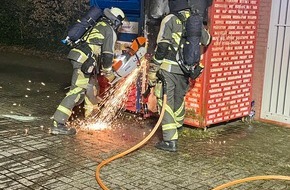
[252,0,272,119]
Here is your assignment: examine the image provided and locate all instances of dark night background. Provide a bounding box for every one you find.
[0,0,91,56]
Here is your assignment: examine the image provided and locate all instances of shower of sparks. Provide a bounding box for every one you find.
[84,122,108,131]
[76,59,147,131]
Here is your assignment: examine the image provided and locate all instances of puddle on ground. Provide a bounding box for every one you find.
[1,114,38,122]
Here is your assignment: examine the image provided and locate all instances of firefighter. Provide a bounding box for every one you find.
[51,7,126,135]
[148,0,192,152]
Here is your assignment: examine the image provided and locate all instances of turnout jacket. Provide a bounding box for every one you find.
[153,10,190,75]
[67,19,117,70]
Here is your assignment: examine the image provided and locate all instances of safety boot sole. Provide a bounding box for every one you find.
[155,141,177,152]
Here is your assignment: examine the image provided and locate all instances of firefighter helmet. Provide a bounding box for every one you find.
[104,7,125,30]
[110,7,125,22]
[168,0,190,13]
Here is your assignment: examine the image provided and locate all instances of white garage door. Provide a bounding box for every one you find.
[261,0,290,124]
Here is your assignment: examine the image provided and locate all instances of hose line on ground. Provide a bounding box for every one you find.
[95,94,167,190]
[94,89,290,190]
[212,175,290,190]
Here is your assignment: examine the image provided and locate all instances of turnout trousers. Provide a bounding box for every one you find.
[155,69,189,141]
[53,60,100,124]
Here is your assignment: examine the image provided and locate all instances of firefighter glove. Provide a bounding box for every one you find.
[81,56,96,75]
[102,67,116,83]
[190,64,204,80]
[147,62,160,87]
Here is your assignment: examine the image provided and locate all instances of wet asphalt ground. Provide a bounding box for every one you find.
[1,51,290,190]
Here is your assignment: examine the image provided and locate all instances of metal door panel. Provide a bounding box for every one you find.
[277,27,290,114]
[261,0,290,124]
[261,0,280,111]
[270,25,284,113]
[284,8,290,117]
[276,0,289,114]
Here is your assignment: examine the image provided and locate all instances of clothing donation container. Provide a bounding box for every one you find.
[184,0,260,128]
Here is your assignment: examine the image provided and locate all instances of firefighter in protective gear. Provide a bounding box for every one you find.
[148,0,191,151]
[51,7,125,135]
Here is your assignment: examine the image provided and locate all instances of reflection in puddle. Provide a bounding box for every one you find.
[1,114,38,122]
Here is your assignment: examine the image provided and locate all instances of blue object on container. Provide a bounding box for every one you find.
[90,0,144,42]
[91,0,140,16]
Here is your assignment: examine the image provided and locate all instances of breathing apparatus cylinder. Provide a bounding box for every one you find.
[62,6,103,46]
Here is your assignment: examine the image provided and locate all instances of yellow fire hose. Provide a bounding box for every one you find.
[94,72,290,190]
[95,95,167,190]
[212,175,290,190]
[94,93,290,190]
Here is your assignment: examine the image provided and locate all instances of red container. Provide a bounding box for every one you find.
[184,0,260,128]
[125,0,260,128]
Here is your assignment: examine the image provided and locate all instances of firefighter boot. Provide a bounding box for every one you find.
[155,140,177,152]
[50,121,76,135]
